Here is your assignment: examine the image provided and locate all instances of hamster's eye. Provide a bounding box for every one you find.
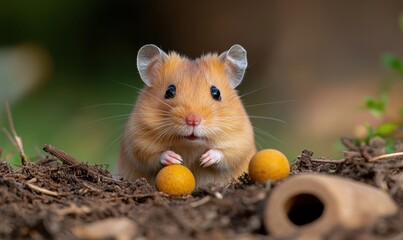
[164,84,176,99]
[210,86,221,101]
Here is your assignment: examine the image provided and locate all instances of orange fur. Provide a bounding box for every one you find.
[117,51,256,186]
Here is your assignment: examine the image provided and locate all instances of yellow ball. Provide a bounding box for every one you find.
[248,149,290,183]
[155,164,196,195]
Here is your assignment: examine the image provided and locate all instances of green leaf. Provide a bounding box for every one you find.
[384,141,396,154]
[365,125,379,143]
[377,123,398,136]
[364,96,385,117]
[382,53,403,74]
[400,107,403,116]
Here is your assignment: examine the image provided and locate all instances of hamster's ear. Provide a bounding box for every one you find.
[137,44,168,86]
[219,44,248,88]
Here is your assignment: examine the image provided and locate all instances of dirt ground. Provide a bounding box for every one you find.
[1,137,403,240]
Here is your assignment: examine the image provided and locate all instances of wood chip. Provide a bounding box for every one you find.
[72,217,137,240]
[56,204,91,216]
[26,182,59,197]
[369,152,403,162]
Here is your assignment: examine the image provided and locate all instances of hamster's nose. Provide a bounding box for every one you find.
[185,113,201,126]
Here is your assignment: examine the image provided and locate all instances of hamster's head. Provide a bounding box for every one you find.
[134,44,250,146]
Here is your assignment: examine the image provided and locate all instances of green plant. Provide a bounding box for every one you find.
[357,14,403,153]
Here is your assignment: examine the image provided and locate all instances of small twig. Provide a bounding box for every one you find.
[3,101,29,164]
[308,158,346,163]
[369,152,403,162]
[3,129,16,146]
[266,180,272,191]
[43,144,121,183]
[103,193,157,202]
[190,196,211,208]
[43,144,79,165]
[26,177,37,183]
[341,137,359,151]
[0,149,3,160]
[36,156,59,166]
[26,182,59,197]
[81,181,102,193]
[213,191,223,199]
[198,187,224,199]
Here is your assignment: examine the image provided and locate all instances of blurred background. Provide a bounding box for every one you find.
[1,1,403,169]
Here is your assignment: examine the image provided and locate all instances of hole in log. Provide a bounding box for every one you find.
[285,193,324,226]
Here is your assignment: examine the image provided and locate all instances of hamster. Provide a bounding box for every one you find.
[117,44,256,186]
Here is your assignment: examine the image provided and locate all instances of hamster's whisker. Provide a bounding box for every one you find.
[113,80,145,93]
[137,105,168,112]
[253,126,284,145]
[80,103,134,110]
[152,129,169,146]
[121,110,171,122]
[210,98,241,112]
[214,117,251,126]
[253,134,265,150]
[115,80,174,111]
[150,126,173,144]
[147,132,166,151]
[206,124,237,147]
[103,126,127,154]
[113,80,138,89]
[214,116,249,120]
[167,129,178,150]
[135,113,172,121]
[163,129,178,150]
[114,112,165,123]
[204,126,223,147]
[151,122,176,146]
[89,114,131,123]
[244,100,295,108]
[239,83,275,99]
[220,124,243,132]
[154,125,173,141]
[155,120,175,128]
[138,89,174,110]
[214,114,286,151]
[137,107,172,116]
[248,115,287,124]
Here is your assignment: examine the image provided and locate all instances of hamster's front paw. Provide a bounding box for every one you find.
[200,149,223,167]
[160,150,183,165]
